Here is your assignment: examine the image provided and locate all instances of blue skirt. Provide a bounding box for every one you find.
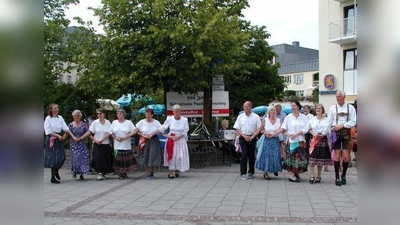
[256,136,282,173]
[44,135,65,168]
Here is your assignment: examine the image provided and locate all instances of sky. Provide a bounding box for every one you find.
[65,0,319,49]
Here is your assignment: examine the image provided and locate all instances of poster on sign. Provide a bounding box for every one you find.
[166,91,229,117]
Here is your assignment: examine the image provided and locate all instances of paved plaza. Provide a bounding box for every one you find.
[44,163,357,225]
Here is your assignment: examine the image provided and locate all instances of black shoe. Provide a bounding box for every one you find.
[315,177,321,183]
[168,174,175,179]
[274,172,278,176]
[309,177,315,184]
[50,177,60,184]
[295,174,300,180]
[80,175,84,180]
[175,170,180,178]
[73,172,77,179]
[335,178,342,186]
[341,176,346,185]
[289,177,300,183]
[263,173,271,180]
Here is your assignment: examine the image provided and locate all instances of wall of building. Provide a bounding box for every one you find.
[319,0,357,108]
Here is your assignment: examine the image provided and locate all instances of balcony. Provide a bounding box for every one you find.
[329,17,357,45]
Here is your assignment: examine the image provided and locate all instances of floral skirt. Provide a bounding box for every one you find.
[309,137,332,166]
[282,145,308,174]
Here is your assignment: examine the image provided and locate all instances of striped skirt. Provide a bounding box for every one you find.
[44,135,65,169]
[113,150,138,173]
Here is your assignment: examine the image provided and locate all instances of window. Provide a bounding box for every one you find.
[295,90,304,97]
[294,74,303,84]
[283,75,291,84]
[344,49,357,95]
[344,49,357,70]
[58,75,63,82]
[344,5,357,35]
[67,75,72,83]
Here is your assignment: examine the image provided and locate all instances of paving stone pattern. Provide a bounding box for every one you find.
[45,163,357,225]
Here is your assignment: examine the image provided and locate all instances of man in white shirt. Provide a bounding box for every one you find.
[327,90,357,186]
[234,101,262,180]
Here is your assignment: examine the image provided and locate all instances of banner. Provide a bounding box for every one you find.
[166,91,229,117]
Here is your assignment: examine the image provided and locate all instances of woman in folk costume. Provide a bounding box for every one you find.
[44,103,78,184]
[304,104,331,184]
[159,104,190,178]
[135,108,163,180]
[277,101,309,182]
[104,109,139,180]
[255,106,282,180]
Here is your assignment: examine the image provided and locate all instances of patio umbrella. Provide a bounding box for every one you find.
[238,105,268,115]
[96,99,121,111]
[139,104,165,115]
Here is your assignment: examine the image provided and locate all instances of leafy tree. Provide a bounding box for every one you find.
[44,0,79,102]
[71,0,284,120]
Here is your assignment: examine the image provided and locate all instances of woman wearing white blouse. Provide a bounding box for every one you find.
[277,101,309,182]
[136,108,162,180]
[103,109,139,180]
[303,104,331,184]
[44,103,78,184]
[159,104,190,178]
[256,106,282,180]
[79,108,114,180]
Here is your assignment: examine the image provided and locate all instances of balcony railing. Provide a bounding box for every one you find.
[329,17,357,45]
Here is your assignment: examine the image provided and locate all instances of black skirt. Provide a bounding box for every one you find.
[44,135,65,168]
[91,143,114,174]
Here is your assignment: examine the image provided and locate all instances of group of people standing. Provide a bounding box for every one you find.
[44,90,356,187]
[234,90,356,186]
[44,103,190,184]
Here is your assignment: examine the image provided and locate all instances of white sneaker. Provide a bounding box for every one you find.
[97,173,103,180]
[247,173,254,179]
[240,174,247,180]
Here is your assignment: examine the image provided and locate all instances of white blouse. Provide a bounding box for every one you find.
[159,116,189,137]
[44,115,69,135]
[281,113,309,143]
[108,120,137,150]
[264,118,281,133]
[89,119,111,144]
[304,116,329,136]
[136,119,162,135]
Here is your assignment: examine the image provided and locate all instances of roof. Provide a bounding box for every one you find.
[272,43,319,65]
[278,60,319,74]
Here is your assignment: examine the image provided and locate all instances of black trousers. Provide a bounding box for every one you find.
[239,137,256,175]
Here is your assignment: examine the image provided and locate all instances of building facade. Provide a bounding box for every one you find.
[319,0,357,107]
[272,42,319,103]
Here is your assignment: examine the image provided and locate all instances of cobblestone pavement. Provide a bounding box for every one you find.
[44,163,357,225]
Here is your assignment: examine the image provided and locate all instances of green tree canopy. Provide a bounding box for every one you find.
[54,0,284,117]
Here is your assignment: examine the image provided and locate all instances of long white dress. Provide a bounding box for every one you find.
[159,116,190,172]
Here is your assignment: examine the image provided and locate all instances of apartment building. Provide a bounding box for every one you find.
[319,0,357,107]
[272,41,319,100]
[58,62,79,84]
